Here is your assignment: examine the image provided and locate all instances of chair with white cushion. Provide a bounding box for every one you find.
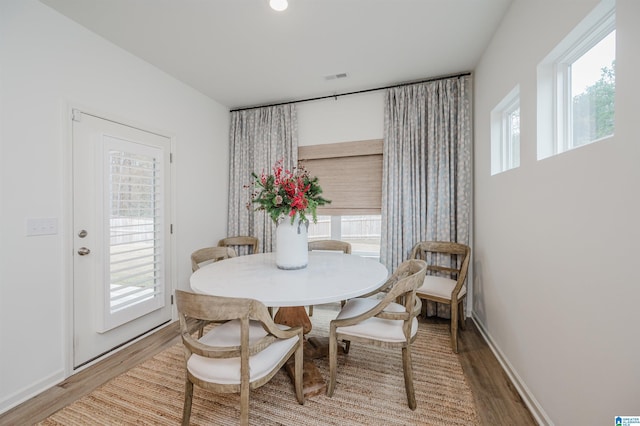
[175,290,304,426]
[307,239,352,316]
[327,259,427,410]
[410,241,471,353]
[308,239,351,254]
[191,246,237,272]
[218,236,259,256]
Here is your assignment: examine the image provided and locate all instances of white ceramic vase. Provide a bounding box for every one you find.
[275,214,309,270]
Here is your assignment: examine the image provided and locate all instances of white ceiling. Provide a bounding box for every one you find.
[40,0,511,109]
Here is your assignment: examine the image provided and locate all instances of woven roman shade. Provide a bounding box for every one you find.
[298,140,382,215]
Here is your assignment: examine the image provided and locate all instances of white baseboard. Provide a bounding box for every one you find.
[0,369,65,415]
[1,319,175,416]
[471,313,553,426]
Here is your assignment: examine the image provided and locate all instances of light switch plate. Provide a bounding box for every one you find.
[26,217,58,236]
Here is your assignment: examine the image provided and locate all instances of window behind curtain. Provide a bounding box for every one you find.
[299,140,382,257]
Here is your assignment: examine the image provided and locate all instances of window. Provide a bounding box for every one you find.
[537,0,615,159]
[569,30,615,147]
[491,86,520,175]
[299,140,383,258]
[308,215,381,258]
[102,138,167,332]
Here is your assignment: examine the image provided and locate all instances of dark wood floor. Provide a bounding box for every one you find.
[0,313,536,425]
[426,316,537,425]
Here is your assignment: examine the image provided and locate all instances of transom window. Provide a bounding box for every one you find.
[537,0,615,159]
[300,140,382,258]
[491,85,520,175]
[567,30,615,148]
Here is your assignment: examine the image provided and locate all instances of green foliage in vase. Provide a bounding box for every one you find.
[250,159,330,224]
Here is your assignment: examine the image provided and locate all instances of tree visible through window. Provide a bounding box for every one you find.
[572,60,615,146]
[536,0,615,159]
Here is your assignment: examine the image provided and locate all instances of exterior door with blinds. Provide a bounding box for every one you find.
[72,110,172,369]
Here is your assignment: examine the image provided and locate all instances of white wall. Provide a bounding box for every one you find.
[298,91,384,146]
[473,0,640,424]
[0,0,229,411]
[7,0,637,421]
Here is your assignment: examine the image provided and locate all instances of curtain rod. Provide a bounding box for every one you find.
[229,71,471,112]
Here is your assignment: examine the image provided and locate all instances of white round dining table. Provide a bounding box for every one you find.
[189,251,389,307]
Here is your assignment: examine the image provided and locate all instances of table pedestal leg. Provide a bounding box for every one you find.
[273,306,312,335]
[274,306,326,397]
[283,342,326,398]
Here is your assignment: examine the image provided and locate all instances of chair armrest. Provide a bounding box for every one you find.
[181,331,241,358]
[266,324,304,340]
[252,302,304,340]
[412,296,422,317]
[331,293,398,329]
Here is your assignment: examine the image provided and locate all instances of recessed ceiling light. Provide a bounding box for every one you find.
[269,0,288,12]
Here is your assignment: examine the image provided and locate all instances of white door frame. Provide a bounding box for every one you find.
[63,102,177,376]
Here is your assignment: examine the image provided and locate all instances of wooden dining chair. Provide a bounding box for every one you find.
[410,241,471,353]
[175,290,304,426]
[217,236,259,256]
[327,259,427,410]
[307,240,352,316]
[190,246,238,336]
[190,246,237,272]
[308,239,352,254]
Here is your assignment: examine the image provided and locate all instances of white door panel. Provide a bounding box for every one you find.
[72,111,172,368]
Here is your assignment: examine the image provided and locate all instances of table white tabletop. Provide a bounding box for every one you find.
[190,251,389,307]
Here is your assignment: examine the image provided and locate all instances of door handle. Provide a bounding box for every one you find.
[77,247,91,256]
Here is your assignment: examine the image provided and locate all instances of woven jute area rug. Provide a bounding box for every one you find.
[40,305,479,425]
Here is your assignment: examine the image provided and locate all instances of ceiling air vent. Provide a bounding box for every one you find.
[324,73,348,81]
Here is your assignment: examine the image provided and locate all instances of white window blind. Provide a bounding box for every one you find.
[100,139,165,332]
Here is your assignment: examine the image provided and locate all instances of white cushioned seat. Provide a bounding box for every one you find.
[416,275,466,300]
[327,259,427,409]
[410,241,471,354]
[334,297,418,342]
[187,319,299,384]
